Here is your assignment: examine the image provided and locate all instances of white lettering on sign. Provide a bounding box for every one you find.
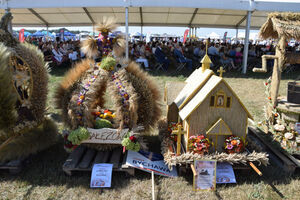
[81,128,129,144]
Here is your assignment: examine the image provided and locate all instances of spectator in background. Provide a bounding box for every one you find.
[52,44,64,65]
[68,49,78,65]
[235,47,243,66]
[219,47,236,70]
[174,44,193,70]
[155,43,170,70]
[208,43,219,56]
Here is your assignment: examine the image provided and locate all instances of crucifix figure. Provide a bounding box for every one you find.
[217,67,225,77]
[171,125,186,156]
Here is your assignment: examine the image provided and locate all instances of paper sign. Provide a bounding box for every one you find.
[295,123,300,134]
[194,160,217,191]
[90,163,113,188]
[82,128,128,144]
[126,150,178,177]
[216,162,236,184]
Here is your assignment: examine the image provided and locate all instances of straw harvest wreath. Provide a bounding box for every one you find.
[0,13,58,162]
[55,18,161,151]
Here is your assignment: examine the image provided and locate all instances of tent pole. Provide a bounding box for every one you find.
[5,8,12,34]
[46,26,49,37]
[141,26,143,41]
[236,28,238,43]
[92,24,95,37]
[242,11,251,74]
[125,6,129,60]
[195,27,197,37]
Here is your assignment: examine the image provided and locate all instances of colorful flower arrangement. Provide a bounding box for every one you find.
[188,135,211,155]
[92,109,116,121]
[111,72,130,125]
[224,135,244,153]
[121,132,140,152]
[168,122,182,141]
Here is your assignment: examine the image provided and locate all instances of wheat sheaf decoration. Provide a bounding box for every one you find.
[0,13,58,162]
[55,17,161,151]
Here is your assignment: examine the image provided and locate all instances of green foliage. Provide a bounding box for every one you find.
[100,56,116,71]
[95,118,113,129]
[121,135,140,152]
[68,127,90,145]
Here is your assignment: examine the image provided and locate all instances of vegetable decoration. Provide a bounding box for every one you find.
[121,132,140,152]
[95,118,113,129]
[224,135,244,153]
[99,56,116,71]
[67,127,90,145]
[188,135,211,155]
[63,130,77,153]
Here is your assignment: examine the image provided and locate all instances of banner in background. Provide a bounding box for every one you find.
[223,31,228,42]
[19,29,25,43]
[183,29,189,44]
[60,29,64,41]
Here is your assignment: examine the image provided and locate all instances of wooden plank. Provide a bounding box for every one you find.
[78,148,97,169]
[93,151,106,163]
[6,159,23,167]
[248,126,296,173]
[63,145,86,170]
[102,151,111,163]
[82,128,129,144]
[109,148,122,168]
[281,150,300,168]
[0,162,8,168]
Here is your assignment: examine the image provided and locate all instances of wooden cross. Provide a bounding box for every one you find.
[217,67,226,77]
[171,125,186,156]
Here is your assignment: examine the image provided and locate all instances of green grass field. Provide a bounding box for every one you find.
[0,66,299,200]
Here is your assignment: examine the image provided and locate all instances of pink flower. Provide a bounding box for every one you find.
[226,144,234,150]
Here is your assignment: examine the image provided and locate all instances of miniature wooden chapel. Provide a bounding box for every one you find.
[166,49,253,153]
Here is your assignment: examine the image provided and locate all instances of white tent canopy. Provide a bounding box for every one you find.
[0,0,299,74]
[0,0,299,29]
[207,32,220,39]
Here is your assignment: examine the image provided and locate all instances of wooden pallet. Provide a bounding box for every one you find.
[248,126,297,174]
[63,146,135,176]
[0,159,25,174]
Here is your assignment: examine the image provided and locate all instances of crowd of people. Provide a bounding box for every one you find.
[130,39,300,72]
[28,36,300,73]
[28,37,83,67]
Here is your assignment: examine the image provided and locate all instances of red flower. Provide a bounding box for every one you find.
[129,136,136,143]
[265,82,268,86]
[199,135,205,140]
